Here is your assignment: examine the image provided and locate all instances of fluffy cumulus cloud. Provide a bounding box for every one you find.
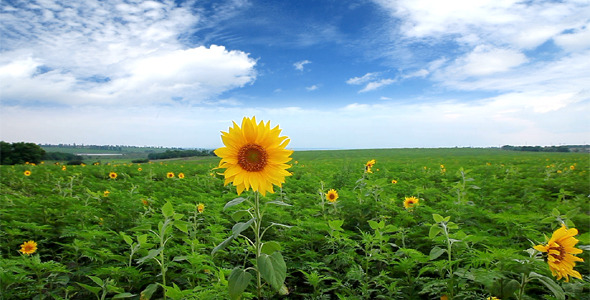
[371,0,590,115]
[0,0,257,106]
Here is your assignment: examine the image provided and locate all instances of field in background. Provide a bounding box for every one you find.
[1,148,589,299]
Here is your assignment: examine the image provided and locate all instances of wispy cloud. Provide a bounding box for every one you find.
[346,72,379,85]
[294,60,311,71]
[306,85,319,91]
[0,0,257,107]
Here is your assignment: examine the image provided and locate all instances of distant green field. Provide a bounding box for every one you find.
[1,148,588,299]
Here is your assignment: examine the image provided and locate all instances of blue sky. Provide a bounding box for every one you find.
[1,0,589,149]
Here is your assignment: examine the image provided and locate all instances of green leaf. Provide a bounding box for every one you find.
[136,248,162,265]
[433,214,445,223]
[267,200,292,206]
[112,292,135,299]
[429,225,442,239]
[368,220,382,230]
[270,222,293,229]
[173,213,184,220]
[231,210,251,222]
[162,202,174,218]
[257,252,287,291]
[174,220,189,234]
[429,246,446,260]
[443,216,451,222]
[88,275,103,287]
[228,268,252,300]
[137,234,148,245]
[328,219,344,231]
[261,241,281,255]
[211,235,235,256]
[77,283,101,295]
[551,208,561,217]
[447,222,459,230]
[120,233,133,246]
[232,218,255,237]
[224,197,247,211]
[529,272,565,300]
[139,283,159,300]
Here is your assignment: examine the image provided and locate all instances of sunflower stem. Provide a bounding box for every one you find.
[254,191,263,299]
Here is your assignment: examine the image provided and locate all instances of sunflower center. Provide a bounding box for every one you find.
[549,243,566,262]
[238,143,268,172]
[328,194,336,200]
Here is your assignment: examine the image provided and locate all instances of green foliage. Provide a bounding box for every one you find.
[1,141,46,164]
[1,148,588,299]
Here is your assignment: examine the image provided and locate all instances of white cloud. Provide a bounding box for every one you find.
[0,0,257,106]
[359,78,396,93]
[446,45,528,77]
[346,72,380,85]
[2,93,587,149]
[373,0,590,51]
[294,60,311,71]
[306,85,319,91]
[553,25,590,52]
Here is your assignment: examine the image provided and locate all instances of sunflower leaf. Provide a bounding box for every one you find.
[257,252,287,291]
[528,272,565,300]
[433,214,445,223]
[228,268,252,300]
[232,218,255,237]
[429,246,446,260]
[267,200,292,206]
[211,235,235,256]
[224,197,247,210]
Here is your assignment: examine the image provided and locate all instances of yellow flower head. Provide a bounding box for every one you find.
[19,240,37,255]
[570,165,575,170]
[138,167,143,171]
[103,190,110,197]
[62,165,67,171]
[167,172,175,178]
[197,203,205,213]
[214,116,293,196]
[178,172,185,179]
[24,170,31,176]
[486,297,500,300]
[403,196,419,209]
[365,159,376,167]
[326,189,339,203]
[534,225,584,281]
[141,199,149,206]
[109,172,117,179]
[391,179,398,184]
[440,295,449,300]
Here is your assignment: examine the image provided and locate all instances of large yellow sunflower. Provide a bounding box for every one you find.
[534,225,584,281]
[19,240,37,255]
[214,116,293,196]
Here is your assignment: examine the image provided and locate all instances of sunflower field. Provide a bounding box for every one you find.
[1,142,589,299]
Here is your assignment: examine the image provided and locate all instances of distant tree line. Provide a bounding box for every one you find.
[1,141,86,165]
[1,141,46,164]
[147,149,214,160]
[501,145,570,152]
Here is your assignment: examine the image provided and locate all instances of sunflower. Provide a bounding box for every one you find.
[109,172,117,179]
[214,116,293,196]
[19,240,37,255]
[167,172,175,178]
[326,189,339,203]
[534,225,584,281]
[103,190,110,197]
[365,159,376,173]
[178,172,185,179]
[138,167,142,171]
[61,165,67,171]
[197,203,205,213]
[403,196,419,209]
[391,179,398,184]
[24,170,31,176]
